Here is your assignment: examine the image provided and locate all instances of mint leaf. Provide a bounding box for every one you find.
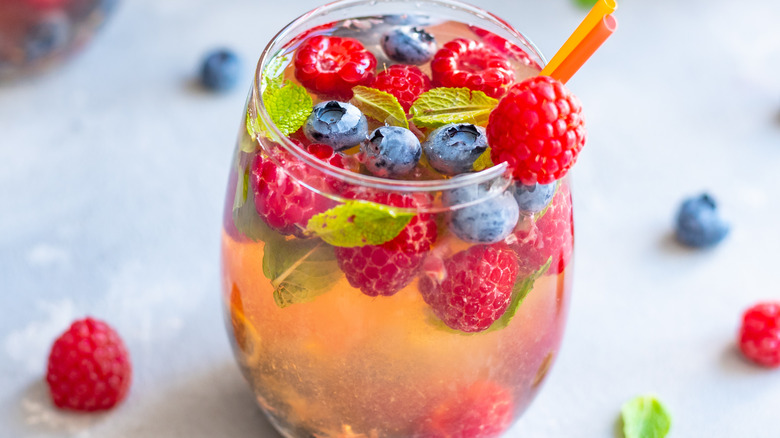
[350,85,409,129]
[263,238,340,308]
[306,200,415,247]
[621,395,672,438]
[488,257,552,332]
[261,54,289,90]
[263,81,313,136]
[411,87,498,128]
[473,147,494,171]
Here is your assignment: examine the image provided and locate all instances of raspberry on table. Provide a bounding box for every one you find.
[335,190,437,297]
[487,75,586,185]
[419,243,519,333]
[739,302,780,368]
[430,38,514,99]
[417,381,514,438]
[510,183,573,276]
[372,65,432,112]
[294,35,377,99]
[46,317,131,411]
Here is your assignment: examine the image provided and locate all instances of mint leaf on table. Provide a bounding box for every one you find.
[573,0,599,9]
[350,85,409,129]
[263,238,340,308]
[487,257,552,332]
[410,87,498,128]
[306,200,415,247]
[621,395,672,438]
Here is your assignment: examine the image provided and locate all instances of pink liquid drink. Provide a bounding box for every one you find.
[222,1,581,437]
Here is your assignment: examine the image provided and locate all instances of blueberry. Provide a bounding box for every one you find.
[361,126,421,178]
[24,13,72,61]
[445,181,520,244]
[304,101,368,151]
[381,27,437,65]
[674,193,730,248]
[200,49,241,92]
[513,182,556,214]
[423,123,487,175]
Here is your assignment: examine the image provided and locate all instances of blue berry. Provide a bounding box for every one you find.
[423,123,487,175]
[513,182,556,214]
[24,14,72,61]
[361,126,421,178]
[675,193,730,248]
[381,27,437,65]
[200,49,241,92]
[444,181,520,244]
[304,101,368,151]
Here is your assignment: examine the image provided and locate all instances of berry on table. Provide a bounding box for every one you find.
[417,381,514,438]
[513,181,556,214]
[674,193,730,248]
[335,190,437,297]
[303,101,368,151]
[487,75,586,185]
[430,38,515,98]
[361,126,422,178]
[294,35,376,99]
[738,302,780,367]
[199,48,241,92]
[24,13,72,61]
[46,317,132,411]
[381,26,438,65]
[444,181,519,244]
[419,243,519,333]
[372,65,432,112]
[422,123,487,175]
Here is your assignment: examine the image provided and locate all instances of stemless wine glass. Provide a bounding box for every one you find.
[0,0,118,81]
[221,1,574,437]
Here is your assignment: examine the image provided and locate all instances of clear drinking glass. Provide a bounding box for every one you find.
[222,1,574,437]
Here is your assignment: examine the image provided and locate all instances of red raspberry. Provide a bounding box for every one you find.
[417,381,514,438]
[46,317,132,411]
[419,243,519,333]
[469,25,541,70]
[510,184,573,276]
[335,191,437,297]
[372,65,432,112]
[252,142,343,237]
[430,38,515,99]
[739,302,780,367]
[293,35,377,99]
[488,76,586,185]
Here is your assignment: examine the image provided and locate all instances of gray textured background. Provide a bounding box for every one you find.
[2,0,780,436]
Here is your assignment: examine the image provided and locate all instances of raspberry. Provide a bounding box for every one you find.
[46,317,132,411]
[510,184,573,276]
[488,76,586,185]
[335,191,437,297]
[469,25,540,70]
[417,381,514,438]
[294,35,377,99]
[419,243,519,333]
[372,65,432,112]
[738,302,780,367]
[430,38,514,99]
[251,142,342,237]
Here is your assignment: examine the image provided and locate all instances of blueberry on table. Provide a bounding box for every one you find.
[423,123,487,176]
[24,13,72,61]
[445,181,520,244]
[381,27,437,65]
[674,193,730,248]
[361,126,422,178]
[200,49,241,92]
[513,182,557,214]
[304,101,368,151]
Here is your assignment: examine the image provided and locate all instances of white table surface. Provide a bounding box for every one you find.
[2,0,780,436]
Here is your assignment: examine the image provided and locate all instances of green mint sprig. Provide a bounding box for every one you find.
[306,200,415,247]
[350,85,409,129]
[410,87,498,128]
[621,395,672,438]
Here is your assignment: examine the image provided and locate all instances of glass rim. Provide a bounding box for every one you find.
[253,0,547,193]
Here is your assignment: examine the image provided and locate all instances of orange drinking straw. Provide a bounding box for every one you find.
[548,14,617,83]
[540,0,617,77]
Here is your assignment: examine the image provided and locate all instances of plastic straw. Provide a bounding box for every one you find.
[549,14,617,83]
[540,0,617,77]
